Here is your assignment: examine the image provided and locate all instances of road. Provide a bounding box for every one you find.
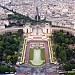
[15,63,59,75]
[0,27,23,34]
[52,27,75,35]
[0,26,75,36]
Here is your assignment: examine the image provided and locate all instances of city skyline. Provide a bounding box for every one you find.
[0,0,75,75]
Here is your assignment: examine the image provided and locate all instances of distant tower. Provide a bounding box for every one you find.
[36,7,39,17]
[44,11,47,20]
[36,7,39,21]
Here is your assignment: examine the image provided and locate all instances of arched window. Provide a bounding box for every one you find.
[47,29,48,33]
[27,29,28,33]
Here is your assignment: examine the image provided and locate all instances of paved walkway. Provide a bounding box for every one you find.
[25,42,30,64]
[45,41,50,64]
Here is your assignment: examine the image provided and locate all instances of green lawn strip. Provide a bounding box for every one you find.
[29,48,45,60]
[66,71,75,75]
[41,48,45,60]
[29,48,34,60]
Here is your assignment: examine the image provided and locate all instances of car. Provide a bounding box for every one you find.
[27,70,31,74]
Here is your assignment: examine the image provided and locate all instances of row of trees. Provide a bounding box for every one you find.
[1,4,52,28]
[0,29,23,65]
[53,30,75,71]
[8,14,52,25]
[0,64,15,73]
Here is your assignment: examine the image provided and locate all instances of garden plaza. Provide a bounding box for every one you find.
[21,22,55,66]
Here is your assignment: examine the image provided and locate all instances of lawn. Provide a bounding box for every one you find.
[41,48,45,60]
[66,71,75,75]
[29,48,45,66]
[29,48,34,60]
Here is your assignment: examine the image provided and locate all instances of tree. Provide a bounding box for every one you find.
[4,49,13,55]
[0,64,15,73]
[17,29,23,36]
[0,35,2,41]
[58,50,67,62]
[0,41,4,46]
[10,67,15,72]
[0,31,22,64]
[65,38,69,44]
[63,64,71,71]
[11,55,17,64]
[0,49,3,56]
[63,64,75,71]
[53,31,75,71]
[0,65,7,73]
[7,55,11,63]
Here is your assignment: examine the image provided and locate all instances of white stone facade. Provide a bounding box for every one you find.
[23,23,52,35]
[23,23,52,41]
[23,24,32,34]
